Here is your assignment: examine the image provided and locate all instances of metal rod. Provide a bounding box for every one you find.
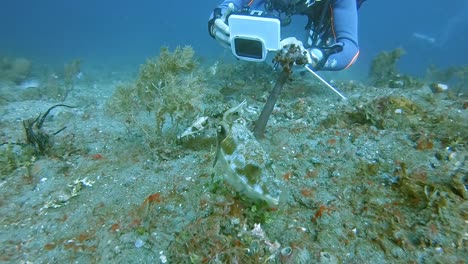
[304,65,347,100]
[253,69,290,139]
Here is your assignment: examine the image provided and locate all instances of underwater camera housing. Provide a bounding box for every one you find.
[228,10,281,62]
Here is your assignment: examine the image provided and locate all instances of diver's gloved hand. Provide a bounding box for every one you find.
[208,3,235,49]
[308,43,344,70]
[279,37,312,63]
[308,48,324,71]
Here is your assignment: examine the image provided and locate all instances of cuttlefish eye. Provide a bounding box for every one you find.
[217,124,228,140]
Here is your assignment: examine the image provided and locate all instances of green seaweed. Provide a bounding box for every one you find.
[369,48,405,86]
[426,65,468,95]
[0,56,32,84]
[62,59,81,100]
[18,60,82,101]
[135,46,197,111]
[369,48,423,88]
[105,83,138,115]
[107,46,222,156]
[0,143,35,176]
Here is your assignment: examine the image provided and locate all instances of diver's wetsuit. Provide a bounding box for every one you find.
[209,0,359,71]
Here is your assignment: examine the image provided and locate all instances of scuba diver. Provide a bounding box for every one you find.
[209,0,364,71]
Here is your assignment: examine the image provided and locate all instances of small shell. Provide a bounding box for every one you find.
[215,101,281,207]
[178,116,209,140]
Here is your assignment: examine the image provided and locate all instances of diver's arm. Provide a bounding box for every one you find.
[209,0,253,21]
[321,0,359,71]
[218,0,252,12]
[208,0,253,39]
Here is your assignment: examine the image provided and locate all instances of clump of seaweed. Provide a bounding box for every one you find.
[168,215,253,262]
[0,104,75,156]
[1,104,75,175]
[23,104,76,155]
[107,46,222,157]
[0,56,32,84]
[135,46,197,111]
[321,95,424,131]
[166,197,281,263]
[7,59,83,102]
[0,143,35,176]
[369,48,423,88]
[426,65,468,96]
[61,59,82,100]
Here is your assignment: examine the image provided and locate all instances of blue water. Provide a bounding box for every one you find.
[1,0,467,76]
[359,0,468,75]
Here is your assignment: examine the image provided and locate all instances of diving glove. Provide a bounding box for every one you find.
[308,48,324,70]
[208,3,235,49]
[279,37,329,70]
[279,37,312,63]
[310,43,345,70]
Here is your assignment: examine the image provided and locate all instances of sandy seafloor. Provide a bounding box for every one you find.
[0,58,467,263]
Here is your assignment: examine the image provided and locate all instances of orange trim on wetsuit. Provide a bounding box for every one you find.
[247,0,254,6]
[329,4,336,41]
[334,2,359,70]
[329,2,359,70]
[344,50,360,69]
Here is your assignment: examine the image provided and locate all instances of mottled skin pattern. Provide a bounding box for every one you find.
[215,101,281,207]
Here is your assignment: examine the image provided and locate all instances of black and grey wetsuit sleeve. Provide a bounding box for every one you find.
[322,0,359,71]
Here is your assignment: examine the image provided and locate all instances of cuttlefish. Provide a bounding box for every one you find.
[214,100,282,208]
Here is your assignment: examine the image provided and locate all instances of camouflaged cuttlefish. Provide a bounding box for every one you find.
[214,100,282,207]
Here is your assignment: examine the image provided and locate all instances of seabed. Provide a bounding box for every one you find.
[0,48,467,263]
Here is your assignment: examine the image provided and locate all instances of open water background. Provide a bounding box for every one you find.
[1,0,467,76]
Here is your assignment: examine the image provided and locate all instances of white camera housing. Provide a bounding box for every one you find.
[228,10,281,62]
